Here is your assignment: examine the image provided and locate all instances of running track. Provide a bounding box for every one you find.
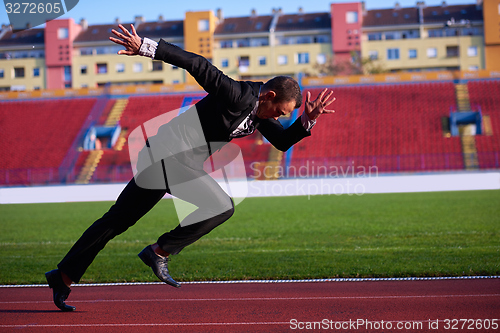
[1,278,499,332]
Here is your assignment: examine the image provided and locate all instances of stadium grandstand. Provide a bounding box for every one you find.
[0,0,499,187]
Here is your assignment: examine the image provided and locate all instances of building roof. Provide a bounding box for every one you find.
[136,20,184,39]
[422,4,483,24]
[74,23,130,43]
[214,15,273,35]
[363,7,420,27]
[73,20,184,43]
[0,28,44,47]
[275,12,331,32]
[363,3,483,27]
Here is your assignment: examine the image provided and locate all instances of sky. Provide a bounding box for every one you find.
[1,0,476,28]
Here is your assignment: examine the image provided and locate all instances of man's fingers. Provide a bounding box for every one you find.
[306,91,311,104]
[111,29,127,40]
[117,50,134,55]
[317,88,327,102]
[130,24,137,36]
[109,36,127,46]
[118,24,129,35]
[322,91,334,103]
[118,24,131,35]
[323,96,336,107]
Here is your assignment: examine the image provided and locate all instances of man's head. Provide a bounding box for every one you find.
[256,76,302,120]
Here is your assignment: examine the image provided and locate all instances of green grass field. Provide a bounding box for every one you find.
[0,190,499,284]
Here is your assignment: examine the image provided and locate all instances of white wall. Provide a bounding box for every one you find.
[1,172,499,204]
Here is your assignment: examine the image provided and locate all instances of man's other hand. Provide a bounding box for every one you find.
[304,88,336,121]
[109,24,142,56]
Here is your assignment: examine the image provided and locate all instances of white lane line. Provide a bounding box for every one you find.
[2,275,499,288]
[0,322,289,328]
[1,294,499,305]
[1,319,497,329]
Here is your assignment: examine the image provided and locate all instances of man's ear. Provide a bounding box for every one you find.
[264,90,276,102]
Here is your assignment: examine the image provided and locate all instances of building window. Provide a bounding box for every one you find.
[116,63,125,73]
[80,48,93,56]
[238,56,250,67]
[220,40,233,48]
[346,11,358,23]
[258,56,266,66]
[315,35,331,43]
[236,39,250,48]
[446,46,459,58]
[427,48,437,58]
[80,65,87,74]
[198,19,209,32]
[133,63,143,73]
[14,67,25,78]
[221,58,229,68]
[385,32,398,40]
[58,28,69,39]
[317,53,327,65]
[64,66,71,82]
[152,61,163,71]
[387,48,400,60]
[297,52,309,64]
[368,33,382,41]
[250,38,269,47]
[0,69,4,78]
[368,50,378,60]
[408,49,417,59]
[296,36,312,44]
[96,63,107,74]
[467,46,478,57]
[469,65,479,71]
[278,55,288,65]
[33,67,40,77]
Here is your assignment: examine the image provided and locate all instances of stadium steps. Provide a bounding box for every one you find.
[75,150,104,184]
[461,134,479,170]
[455,84,479,170]
[482,115,493,136]
[455,84,471,111]
[113,129,128,151]
[262,147,283,180]
[104,98,128,126]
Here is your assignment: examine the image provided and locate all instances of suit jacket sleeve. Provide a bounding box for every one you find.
[154,40,254,110]
[257,117,312,152]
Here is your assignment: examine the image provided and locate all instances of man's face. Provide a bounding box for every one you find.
[256,91,296,120]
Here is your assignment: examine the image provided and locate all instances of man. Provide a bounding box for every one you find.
[45,24,336,311]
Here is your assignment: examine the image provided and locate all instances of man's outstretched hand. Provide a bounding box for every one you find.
[304,88,336,121]
[109,24,142,56]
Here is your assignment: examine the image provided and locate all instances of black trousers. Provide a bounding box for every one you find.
[57,158,234,283]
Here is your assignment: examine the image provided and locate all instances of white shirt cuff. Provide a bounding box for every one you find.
[139,37,158,59]
[300,112,316,131]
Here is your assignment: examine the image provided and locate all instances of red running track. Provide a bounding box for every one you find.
[1,279,499,332]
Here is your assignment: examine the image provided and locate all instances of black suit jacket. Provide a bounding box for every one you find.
[141,40,311,171]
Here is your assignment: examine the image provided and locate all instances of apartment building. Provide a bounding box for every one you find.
[0,0,494,91]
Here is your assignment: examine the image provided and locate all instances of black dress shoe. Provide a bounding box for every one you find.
[138,245,181,288]
[45,269,76,312]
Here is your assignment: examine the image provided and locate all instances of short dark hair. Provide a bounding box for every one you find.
[262,76,302,109]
